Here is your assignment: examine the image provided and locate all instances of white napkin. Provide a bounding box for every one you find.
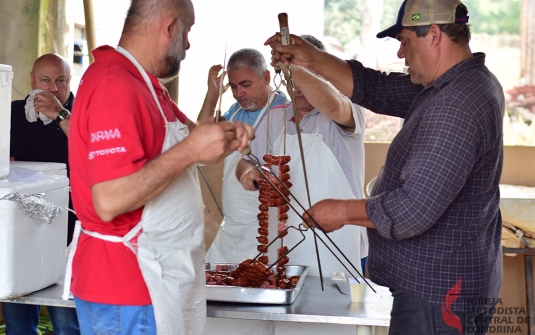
[25,89,54,125]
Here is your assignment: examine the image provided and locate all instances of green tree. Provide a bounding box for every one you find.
[324,0,364,45]
[462,0,521,34]
[324,0,400,45]
[324,0,521,45]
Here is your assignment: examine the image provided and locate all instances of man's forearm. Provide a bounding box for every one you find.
[343,199,376,229]
[58,118,70,136]
[92,137,198,222]
[197,90,219,123]
[307,52,354,98]
[289,66,354,129]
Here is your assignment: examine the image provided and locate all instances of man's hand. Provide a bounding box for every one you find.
[186,120,254,165]
[272,60,290,79]
[33,91,64,120]
[264,33,318,69]
[302,199,349,233]
[197,65,230,123]
[303,199,374,233]
[265,33,354,97]
[233,121,254,154]
[207,64,229,95]
[236,159,260,191]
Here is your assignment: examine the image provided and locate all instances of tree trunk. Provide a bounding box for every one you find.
[0,0,72,101]
[521,0,535,84]
[83,0,97,63]
[357,0,383,68]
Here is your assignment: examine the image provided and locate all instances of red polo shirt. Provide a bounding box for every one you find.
[69,46,187,304]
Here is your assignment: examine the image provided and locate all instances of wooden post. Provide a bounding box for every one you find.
[83,0,97,63]
[164,77,179,105]
[521,0,535,84]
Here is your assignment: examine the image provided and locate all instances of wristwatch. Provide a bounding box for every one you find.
[55,108,71,124]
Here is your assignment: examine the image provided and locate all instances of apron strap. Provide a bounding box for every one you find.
[62,221,82,300]
[82,228,124,243]
[62,222,131,300]
[116,46,168,126]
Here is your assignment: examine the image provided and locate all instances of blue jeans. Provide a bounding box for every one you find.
[388,290,494,335]
[361,257,368,277]
[74,296,156,335]
[2,302,80,335]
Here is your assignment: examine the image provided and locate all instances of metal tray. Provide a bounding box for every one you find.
[205,263,309,305]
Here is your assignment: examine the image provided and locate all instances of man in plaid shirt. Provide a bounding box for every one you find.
[267,0,504,334]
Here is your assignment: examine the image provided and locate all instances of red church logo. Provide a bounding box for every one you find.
[442,275,463,335]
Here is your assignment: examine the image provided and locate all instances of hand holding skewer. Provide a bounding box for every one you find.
[303,198,374,233]
[233,121,254,155]
[206,65,229,98]
[215,45,228,123]
[236,159,261,191]
[265,33,320,69]
[302,199,350,233]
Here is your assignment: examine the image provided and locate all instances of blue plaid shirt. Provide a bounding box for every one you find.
[349,53,504,312]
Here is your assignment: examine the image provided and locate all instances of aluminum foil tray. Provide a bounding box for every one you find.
[206,263,309,305]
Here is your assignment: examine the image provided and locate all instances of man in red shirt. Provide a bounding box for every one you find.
[67,0,253,334]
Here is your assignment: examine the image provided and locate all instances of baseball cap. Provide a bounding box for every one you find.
[377,0,469,39]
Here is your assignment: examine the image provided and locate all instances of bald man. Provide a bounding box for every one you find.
[67,0,253,334]
[6,53,80,335]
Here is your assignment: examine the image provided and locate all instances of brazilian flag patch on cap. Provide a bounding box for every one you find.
[411,14,421,21]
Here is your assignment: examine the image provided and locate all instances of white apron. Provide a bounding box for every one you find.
[205,112,365,335]
[63,46,206,335]
[206,98,272,263]
[271,118,364,277]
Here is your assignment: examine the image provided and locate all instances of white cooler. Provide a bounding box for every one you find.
[0,64,13,179]
[9,161,68,177]
[0,163,70,299]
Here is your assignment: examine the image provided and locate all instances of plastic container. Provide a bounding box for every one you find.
[10,161,67,177]
[0,166,69,299]
[0,64,13,179]
[349,277,366,302]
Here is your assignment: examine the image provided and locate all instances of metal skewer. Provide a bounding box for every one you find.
[246,153,375,293]
[201,46,228,217]
[276,12,324,291]
[197,164,224,218]
[215,45,227,123]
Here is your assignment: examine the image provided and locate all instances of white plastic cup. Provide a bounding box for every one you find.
[349,278,366,302]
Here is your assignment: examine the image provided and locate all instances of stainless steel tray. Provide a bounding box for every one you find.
[206,263,309,305]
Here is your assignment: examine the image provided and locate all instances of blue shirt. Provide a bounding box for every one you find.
[222,93,287,128]
[349,53,504,312]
